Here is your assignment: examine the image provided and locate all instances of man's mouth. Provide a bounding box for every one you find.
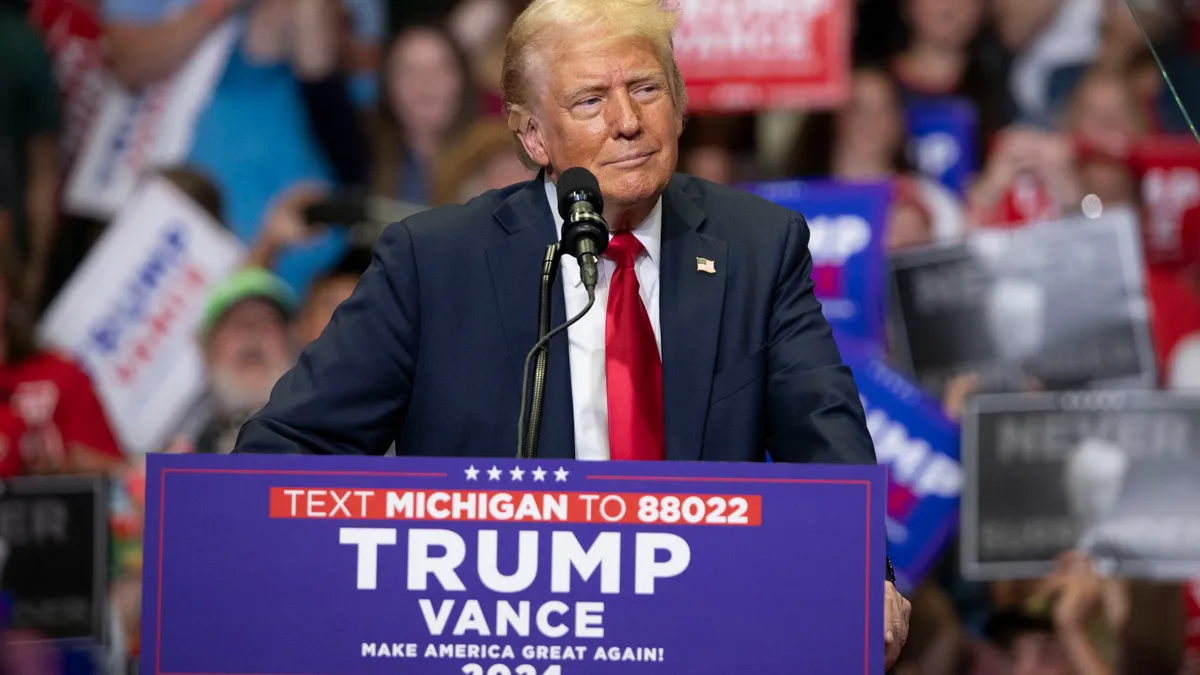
[606,150,656,168]
[236,346,269,366]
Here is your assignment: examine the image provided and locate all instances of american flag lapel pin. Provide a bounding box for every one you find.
[696,257,716,274]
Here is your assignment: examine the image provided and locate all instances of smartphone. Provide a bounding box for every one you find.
[302,191,370,228]
[303,192,430,247]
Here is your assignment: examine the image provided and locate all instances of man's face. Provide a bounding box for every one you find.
[205,299,293,412]
[521,33,683,213]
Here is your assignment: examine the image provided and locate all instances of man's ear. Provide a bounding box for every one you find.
[519,118,551,168]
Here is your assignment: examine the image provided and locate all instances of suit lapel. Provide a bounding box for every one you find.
[487,176,576,459]
[659,178,727,462]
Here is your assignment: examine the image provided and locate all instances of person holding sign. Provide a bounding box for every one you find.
[234,0,909,664]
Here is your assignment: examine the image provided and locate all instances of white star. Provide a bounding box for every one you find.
[487,465,502,481]
[464,465,480,480]
[531,466,547,482]
[510,466,525,481]
[554,466,569,482]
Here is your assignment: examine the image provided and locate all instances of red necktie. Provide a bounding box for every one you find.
[605,232,665,461]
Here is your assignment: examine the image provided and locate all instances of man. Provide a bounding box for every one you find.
[192,267,296,455]
[235,0,910,663]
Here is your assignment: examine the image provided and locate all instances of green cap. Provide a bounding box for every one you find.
[199,266,297,338]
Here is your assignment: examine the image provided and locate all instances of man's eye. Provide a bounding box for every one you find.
[578,97,601,107]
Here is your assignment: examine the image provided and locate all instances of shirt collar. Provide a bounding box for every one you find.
[544,176,662,284]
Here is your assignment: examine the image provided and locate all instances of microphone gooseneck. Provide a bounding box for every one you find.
[516,286,595,459]
[515,167,610,459]
[518,244,561,460]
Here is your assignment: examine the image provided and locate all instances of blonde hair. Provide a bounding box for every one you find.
[502,0,688,169]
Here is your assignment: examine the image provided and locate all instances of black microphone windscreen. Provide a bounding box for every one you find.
[557,168,603,219]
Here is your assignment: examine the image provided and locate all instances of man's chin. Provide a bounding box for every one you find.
[209,367,288,414]
[598,166,671,206]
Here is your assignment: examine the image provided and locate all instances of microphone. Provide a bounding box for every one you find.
[557,168,609,293]
[513,168,608,458]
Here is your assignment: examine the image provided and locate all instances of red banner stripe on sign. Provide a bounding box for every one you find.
[268,488,763,526]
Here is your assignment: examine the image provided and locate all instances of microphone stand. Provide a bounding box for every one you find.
[523,244,561,459]
[516,247,596,459]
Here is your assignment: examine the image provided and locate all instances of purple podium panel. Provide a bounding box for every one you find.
[141,454,886,675]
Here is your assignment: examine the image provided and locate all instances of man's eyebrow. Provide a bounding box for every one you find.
[626,70,667,86]
[561,83,609,102]
[560,71,668,103]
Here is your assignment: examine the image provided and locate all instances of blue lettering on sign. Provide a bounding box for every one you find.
[740,179,891,347]
[96,94,146,189]
[87,223,189,358]
[862,394,962,500]
[843,351,962,592]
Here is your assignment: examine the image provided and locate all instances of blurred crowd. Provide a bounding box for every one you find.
[2,0,1200,673]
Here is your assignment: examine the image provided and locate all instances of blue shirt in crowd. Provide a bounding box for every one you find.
[102,0,382,295]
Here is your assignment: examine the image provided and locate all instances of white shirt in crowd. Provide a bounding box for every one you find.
[1008,0,1102,121]
[544,178,663,461]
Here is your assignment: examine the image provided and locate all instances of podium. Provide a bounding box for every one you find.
[141,454,885,674]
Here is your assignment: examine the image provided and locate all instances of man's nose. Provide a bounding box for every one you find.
[606,88,642,139]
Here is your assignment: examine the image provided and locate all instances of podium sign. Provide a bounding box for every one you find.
[141,454,885,675]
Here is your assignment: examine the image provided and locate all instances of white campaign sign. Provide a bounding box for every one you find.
[39,179,245,454]
[62,21,238,219]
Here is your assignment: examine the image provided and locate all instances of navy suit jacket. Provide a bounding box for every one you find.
[235,173,877,466]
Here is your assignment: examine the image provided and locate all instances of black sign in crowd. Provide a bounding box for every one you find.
[890,209,1200,582]
[962,391,1200,580]
[889,209,1157,397]
[0,476,108,643]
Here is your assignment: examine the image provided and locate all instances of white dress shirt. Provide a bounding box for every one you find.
[544,178,663,461]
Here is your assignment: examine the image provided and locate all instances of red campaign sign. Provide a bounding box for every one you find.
[27,0,105,164]
[673,0,850,112]
[1145,267,1200,385]
[1128,136,1200,268]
